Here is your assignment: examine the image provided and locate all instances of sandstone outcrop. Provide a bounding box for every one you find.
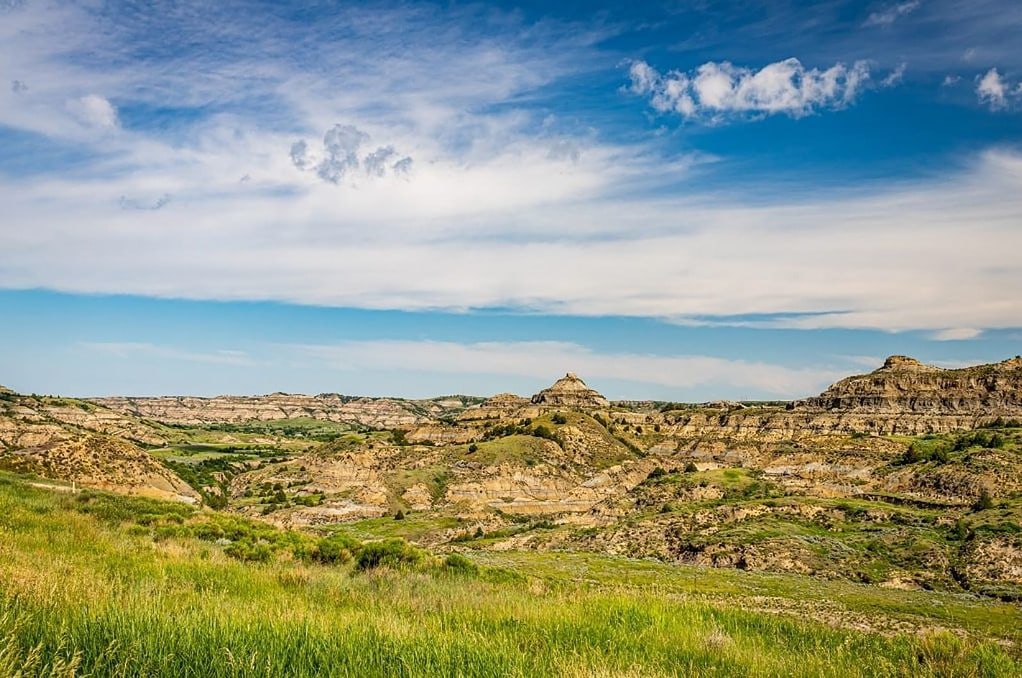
[794,355,1022,415]
[457,393,529,422]
[92,393,479,430]
[530,373,609,410]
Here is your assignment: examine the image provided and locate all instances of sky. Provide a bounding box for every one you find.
[1,0,1020,401]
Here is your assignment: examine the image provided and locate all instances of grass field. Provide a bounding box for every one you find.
[1,473,1020,676]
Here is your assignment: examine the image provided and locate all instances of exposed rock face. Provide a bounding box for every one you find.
[93,393,478,429]
[531,373,609,410]
[9,359,1022,596]
[794,355,1022,415]
[458,393,529,422]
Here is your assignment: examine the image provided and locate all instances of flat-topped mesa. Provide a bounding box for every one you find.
[531,373,610,410]
[0,384,13,395]
[793,355,1022,415]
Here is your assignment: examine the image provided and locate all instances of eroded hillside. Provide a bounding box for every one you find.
[3,356,1022,599]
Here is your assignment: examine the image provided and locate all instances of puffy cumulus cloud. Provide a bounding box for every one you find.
[864,1,921,27]
[976,68,1020,109]
[66,94,118,129]
[977,68,1008,107]
[628,58,874,121]
[291,124,413,185]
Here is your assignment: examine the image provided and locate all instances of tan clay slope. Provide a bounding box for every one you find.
[0,389,196,502]
[2,434,198,503]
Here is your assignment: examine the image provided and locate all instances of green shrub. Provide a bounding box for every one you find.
[355,539,425,571]
[551,413,567,425]
[225,540,274,562]
[901,444,924,464]
[646,467,667,482]
[531,425,557,441]
[442,553,478,575]
[314,534,360,564]
[973,489,995,512]
[684,461,698,473]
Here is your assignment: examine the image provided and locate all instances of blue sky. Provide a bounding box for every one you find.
[1,1,1020,400]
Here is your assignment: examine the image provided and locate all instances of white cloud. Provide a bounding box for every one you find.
[291,340,843,398]
[881,63,907,87]
[0,1,1020,339]
[942,74,961,87]
[119,194,171,211]
[290,124,413,185]
[976,68,1020,109]
[81,342,257,367]
[929,328,983,341]
[977,68,1008,107]
[66,94,119,129]
[629,58,873,121]
[864,1,922,27]
[2,148,1020,333]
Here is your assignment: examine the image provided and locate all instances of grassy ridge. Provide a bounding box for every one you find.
[1,475,1020,676]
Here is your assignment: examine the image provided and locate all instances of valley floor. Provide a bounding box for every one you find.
[1,473,1019,677]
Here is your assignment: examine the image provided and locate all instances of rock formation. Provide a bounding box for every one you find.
[6,358,1022,596]
[93,393,479,429]
[793,355,1022,415]
[457,393,530,422]
[530,373,609,410]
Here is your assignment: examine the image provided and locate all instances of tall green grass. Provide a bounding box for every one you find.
[1,474,1019,677]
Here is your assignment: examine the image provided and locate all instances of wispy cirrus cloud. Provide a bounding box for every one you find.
[80,342,257,367]
[864,1,922,27]
[2,148,1021,333]
[929,328,984,341]
[0,1,1020,340]
[291,340,844,398]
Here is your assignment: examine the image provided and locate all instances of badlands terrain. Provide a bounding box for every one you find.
[3,355,1022,596]
[3,356,1022,674]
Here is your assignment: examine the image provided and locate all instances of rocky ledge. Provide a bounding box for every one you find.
[793,355,1022,415]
